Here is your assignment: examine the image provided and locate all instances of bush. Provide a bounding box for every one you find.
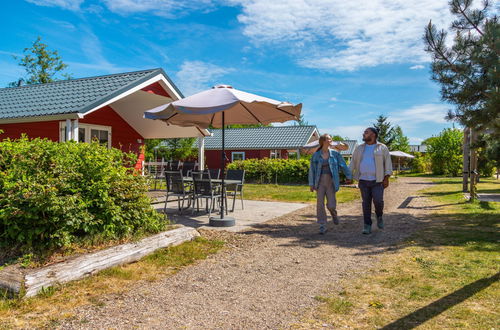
[0,137,164,255]
[427,128,463,176]
[227,158,311,184]
[410,152,432,173]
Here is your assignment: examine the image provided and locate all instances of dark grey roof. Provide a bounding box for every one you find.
[0,68,182,120]
[200,126,318,150]
[339,140,358,156]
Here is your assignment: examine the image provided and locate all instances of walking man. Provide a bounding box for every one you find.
[350,128,393,234]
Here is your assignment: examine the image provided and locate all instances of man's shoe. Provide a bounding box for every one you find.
[377,216,384,229]
[329,209,339,225]
[319,224,327,235]
[362,224,372,235]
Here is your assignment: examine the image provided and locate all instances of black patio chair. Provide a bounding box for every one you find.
[181,162,198,177]
[207,168,220,179]
[225,169,245,212]
[164,170,192,218]
[192,174,226,217]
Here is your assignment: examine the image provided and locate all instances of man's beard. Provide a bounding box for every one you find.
[362,136,369,142]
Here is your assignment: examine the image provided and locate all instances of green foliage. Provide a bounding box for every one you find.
[373,115,395,148]
[410,152,432,173]
[144,138,197,161]
[424,0,499,136]
[0,137,164,255]
[391,126,410,152]
[427,128,464,176]
[227,158,310,183]
[9,36,71,87]
[294,114,310,126]
[330,135,346,141]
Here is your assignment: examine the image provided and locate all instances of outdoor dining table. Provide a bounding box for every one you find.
[176,177,242,213]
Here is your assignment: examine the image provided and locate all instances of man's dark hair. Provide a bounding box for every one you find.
[366,127,379,139]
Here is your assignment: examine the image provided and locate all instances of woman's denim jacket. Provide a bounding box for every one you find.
[308,149,352,192]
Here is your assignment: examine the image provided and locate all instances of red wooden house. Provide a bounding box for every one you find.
[0,68,208,154]
[200,126,320,169]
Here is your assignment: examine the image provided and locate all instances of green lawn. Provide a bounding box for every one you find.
[296,177,500,329]
[243,183,360,204]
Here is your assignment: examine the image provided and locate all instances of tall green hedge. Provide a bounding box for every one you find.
[0,138,164,254]
[227,158,310,183]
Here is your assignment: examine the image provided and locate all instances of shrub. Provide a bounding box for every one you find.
[0,137,164,255]
[227,158,311,184]
[427,128,463,176]
[410,152,432,173]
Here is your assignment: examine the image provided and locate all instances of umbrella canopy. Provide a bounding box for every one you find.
[390,151,415,158]
[144,85,302,128]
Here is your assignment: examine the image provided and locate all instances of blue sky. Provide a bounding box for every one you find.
[0,0,457,143]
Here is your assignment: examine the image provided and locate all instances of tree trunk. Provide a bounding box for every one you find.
[469,129,478,201]
[462,127,470,192]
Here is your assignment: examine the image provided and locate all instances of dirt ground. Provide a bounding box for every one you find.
[59,177,436,329]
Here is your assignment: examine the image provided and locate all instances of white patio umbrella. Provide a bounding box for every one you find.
[144,85,302,227]
[301,139,348,154]
[390,150,415,177]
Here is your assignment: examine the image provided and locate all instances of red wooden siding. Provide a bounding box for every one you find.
[204,149,292,169]
[0,121,60,141]
[81,105,143,153]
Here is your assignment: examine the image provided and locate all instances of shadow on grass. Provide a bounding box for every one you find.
[381,272,500,330]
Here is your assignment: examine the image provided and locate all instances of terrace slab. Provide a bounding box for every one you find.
[153,199,309,232]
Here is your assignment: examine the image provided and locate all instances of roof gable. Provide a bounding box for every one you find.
[201,125,319,150]
[0,68,181,121]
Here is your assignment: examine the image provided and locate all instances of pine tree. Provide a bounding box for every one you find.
[424,0,499,136]
[391,126,410,152]
[373,115,395,148]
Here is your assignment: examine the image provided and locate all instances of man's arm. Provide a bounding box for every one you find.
[383,146,393,188]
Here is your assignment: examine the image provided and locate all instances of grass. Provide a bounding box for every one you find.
[0,237,224,329]
[243,183,360,204]
[294,177,500,329]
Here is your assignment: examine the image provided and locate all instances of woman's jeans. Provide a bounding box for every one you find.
[316,174,337,224]
[358,179,384,225]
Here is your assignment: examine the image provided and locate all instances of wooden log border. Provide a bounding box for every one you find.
[0,226,200,298]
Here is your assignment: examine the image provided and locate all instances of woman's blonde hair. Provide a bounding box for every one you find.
[317,134,331,152]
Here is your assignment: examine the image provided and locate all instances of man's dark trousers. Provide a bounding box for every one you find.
[358,179,384,225]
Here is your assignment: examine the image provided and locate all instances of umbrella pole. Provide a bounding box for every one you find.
[209,111,235,227]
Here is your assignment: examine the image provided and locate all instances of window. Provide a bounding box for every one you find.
[287,150,299,159]
[60,122,111,148]
[270,149,281,159]
[231,152,245,162]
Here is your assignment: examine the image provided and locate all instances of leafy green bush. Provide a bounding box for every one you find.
[227,158,311,183]
[410,152,432,173]
[0,137,164,255]
[427,128,463,176]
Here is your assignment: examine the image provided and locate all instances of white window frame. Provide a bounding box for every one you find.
[59,122,112,148]
[270,149,281,159]
[231,152,245,162]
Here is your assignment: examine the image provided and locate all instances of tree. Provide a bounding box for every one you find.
[427,128,464,176]
[144,138,197,161]
[330,135,346,141]
[373,115,395,148]
[9,36,71,87]
[391,125,410,152]
[424,0,499,135]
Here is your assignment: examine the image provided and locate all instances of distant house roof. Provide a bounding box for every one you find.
[0,68,182,121]
[339,140,358,156]
[198,125,319,150]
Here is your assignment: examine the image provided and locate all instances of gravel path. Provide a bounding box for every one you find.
[60,177,435,329]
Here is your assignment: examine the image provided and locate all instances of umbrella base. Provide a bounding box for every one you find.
[209,216,236,227]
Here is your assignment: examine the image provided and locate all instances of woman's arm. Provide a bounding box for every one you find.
[337,152,353,183]
[308,154,316,191]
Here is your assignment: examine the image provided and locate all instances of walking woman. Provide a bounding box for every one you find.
[309,134,352,234]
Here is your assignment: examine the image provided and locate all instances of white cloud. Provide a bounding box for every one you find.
[101,0,216,17]
[230,0,453,71]
[320,125,367,141]
[176,60,234,96]
[389,103,449,131]
[25,0,83,11]
[410,64,425,70]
